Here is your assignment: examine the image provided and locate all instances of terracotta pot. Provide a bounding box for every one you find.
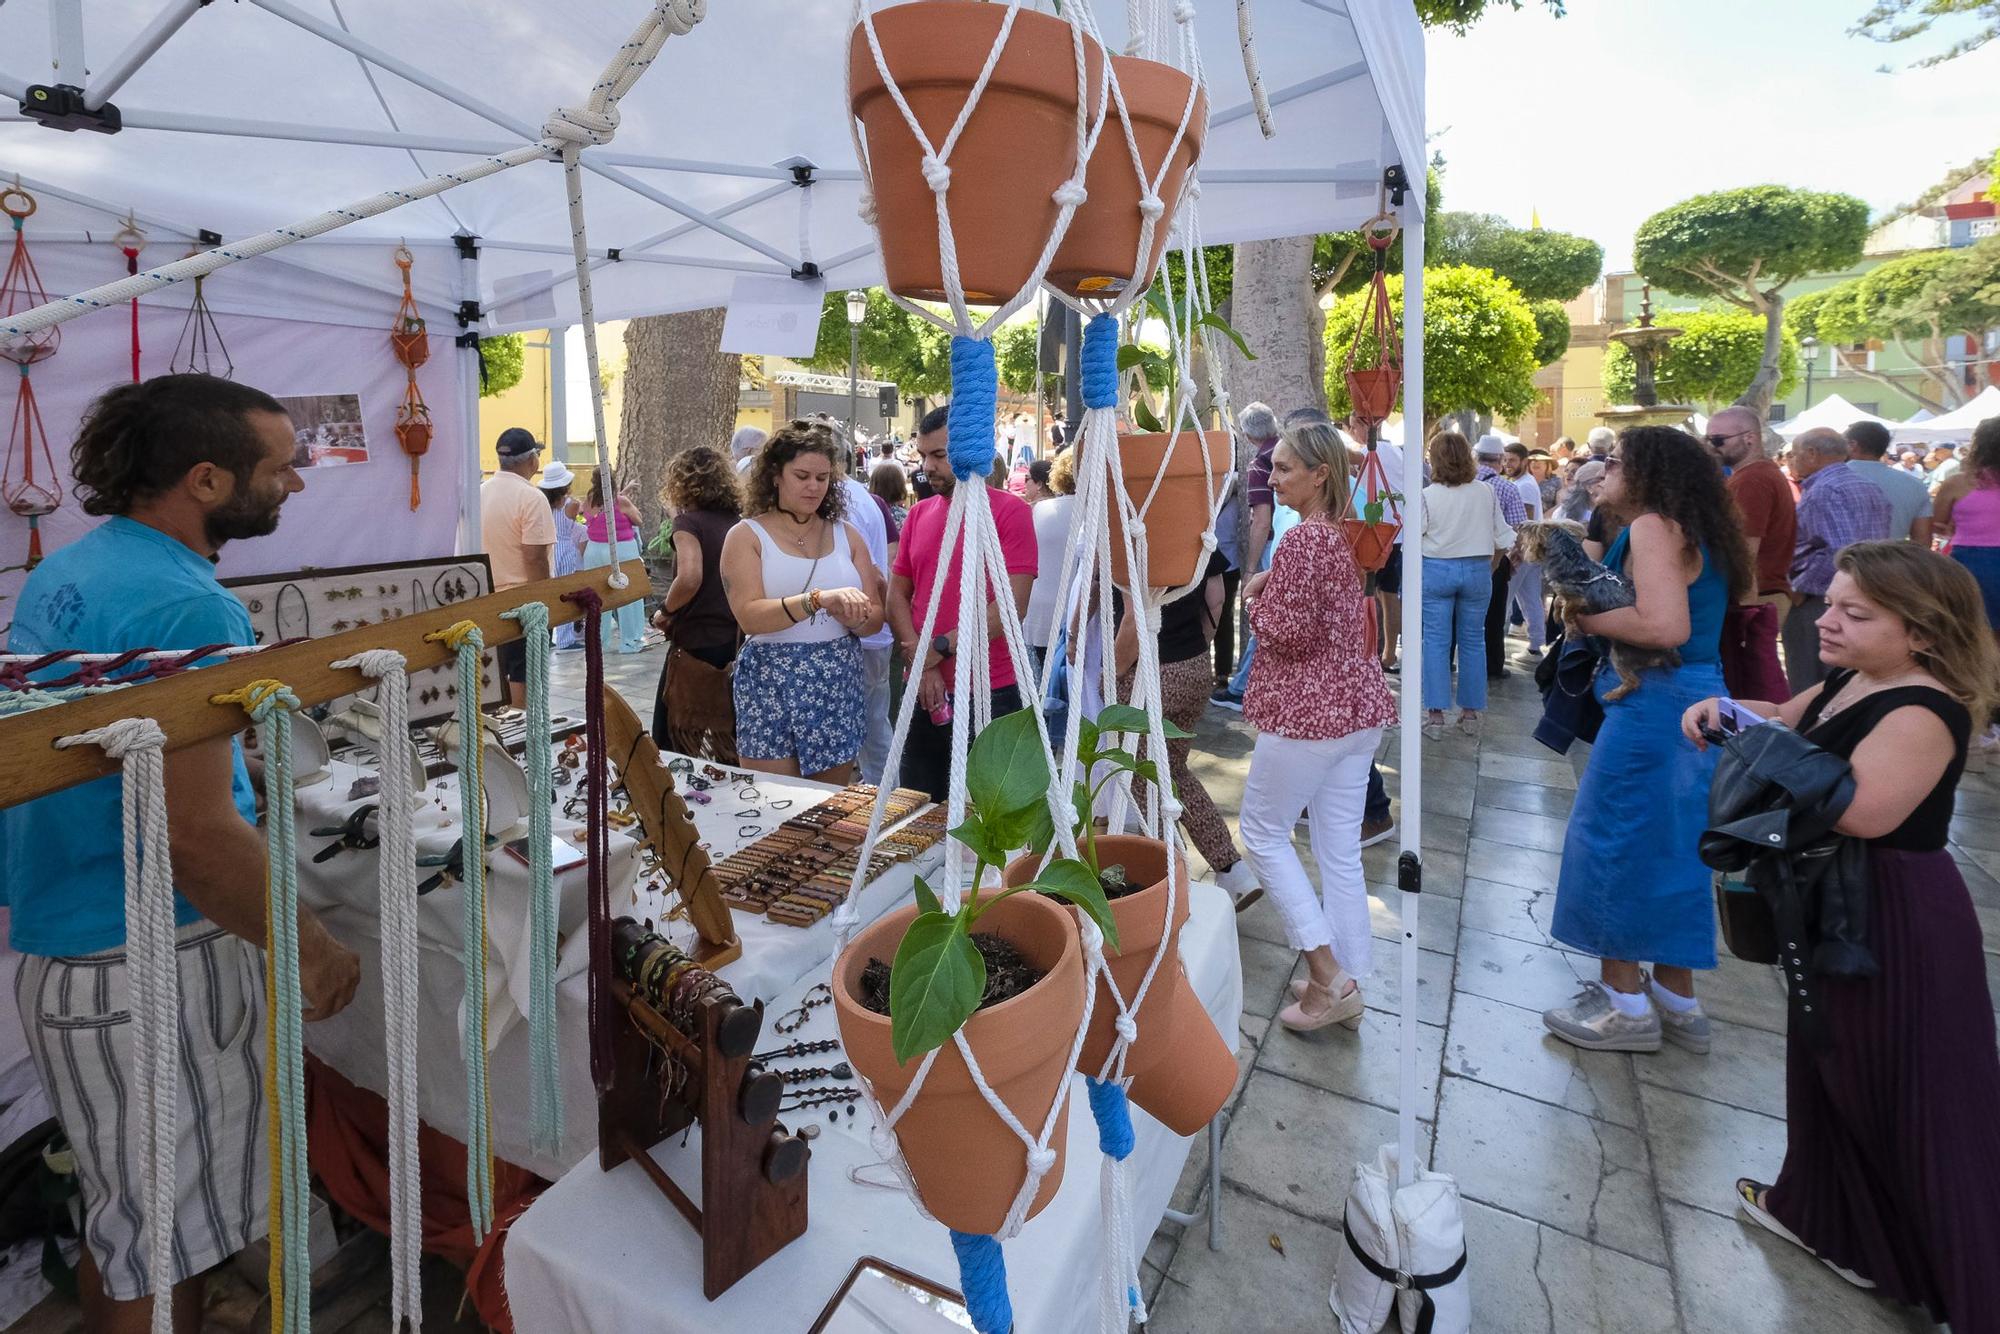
[1342,518,1400,573]
[1103,429,1232,589]
[396,418,432,457]
[834,891,1084,1236]
[1005,836,1234,1136]
[1346,366,1401,426]
[1046,56,1207,300]
[850,2,1104,304]
[391,328,431,370]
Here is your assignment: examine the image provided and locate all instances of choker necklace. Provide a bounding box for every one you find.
[777,507,817,551]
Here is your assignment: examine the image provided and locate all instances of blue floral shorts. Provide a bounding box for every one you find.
[732,638,866,775]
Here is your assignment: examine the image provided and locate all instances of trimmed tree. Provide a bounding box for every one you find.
[476,333,527,398]
[1604,309,1800,412]
[1434,213,1603,302]
[1633,185,1869,418]
[1528,298,1572,367]
[800,288,954,399]
[1322,264,1541,428]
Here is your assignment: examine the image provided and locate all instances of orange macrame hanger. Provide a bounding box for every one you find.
[2,183,62,567]
[1337,206,1405,574]
[115,213,146,382]
[390,245,432,510]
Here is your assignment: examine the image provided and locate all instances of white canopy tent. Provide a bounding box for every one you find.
[1775,391,1947,445]
[1914,385,2000,442]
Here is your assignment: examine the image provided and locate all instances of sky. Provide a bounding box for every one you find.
[1423,0,2000,271]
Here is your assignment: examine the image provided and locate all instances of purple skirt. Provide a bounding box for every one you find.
[1765,847,2000,1329]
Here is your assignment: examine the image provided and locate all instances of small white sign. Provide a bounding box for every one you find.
[720,274,826,356]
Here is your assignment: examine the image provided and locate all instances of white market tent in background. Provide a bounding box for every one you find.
[1775,391,1947,445]
[1916,385,2000,442]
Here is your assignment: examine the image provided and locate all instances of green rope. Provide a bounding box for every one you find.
[500,600,562,1154]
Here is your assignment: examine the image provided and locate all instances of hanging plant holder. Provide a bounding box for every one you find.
[2,185,61,567]
[1342,214,1403,431]
[115,215,147,383]
[391,247,432,510]
[170,268,236,378]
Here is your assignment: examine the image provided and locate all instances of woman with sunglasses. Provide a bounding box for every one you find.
[1541,428,1753,1054]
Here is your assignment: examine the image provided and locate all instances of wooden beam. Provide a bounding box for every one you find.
[0,561,646,810]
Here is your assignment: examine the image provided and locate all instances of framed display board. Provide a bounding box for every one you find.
[223,555,502,725]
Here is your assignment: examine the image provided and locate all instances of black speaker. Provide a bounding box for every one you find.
[878,385,899,418]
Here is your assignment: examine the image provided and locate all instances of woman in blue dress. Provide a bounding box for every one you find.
[1542,426,1753,1054]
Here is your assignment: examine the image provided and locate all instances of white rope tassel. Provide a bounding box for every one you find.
[55,718,176,1334]
[331,650,424,1329]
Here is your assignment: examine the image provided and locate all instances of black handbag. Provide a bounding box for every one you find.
[1713,873,1778,965]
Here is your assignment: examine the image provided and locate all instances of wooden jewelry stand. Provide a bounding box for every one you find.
[597,921,810,1298]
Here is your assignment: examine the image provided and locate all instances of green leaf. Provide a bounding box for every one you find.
[912,873,942,917]
[949,815,1006,870]
[1030,859,1120,953]
[1131,396,1165,434]
[1133,759,1160,784]
[1115,344,1152,372]
[1075,716,1101,765]
[1094,703,1152,737]
[889,912,985,1065]
[1072,779,1093,840]
[1158,717,1193,741]
[1198,310,1255,361]
[965,708,1052,822]
[983,797,1055,862]
[1097,746,1139,774]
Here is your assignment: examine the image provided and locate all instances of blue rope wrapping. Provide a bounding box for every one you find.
[1086,1077,1136,1161]
[947,335,999,480]
[444,628,496,1241]
[501,600,562,1155]
[948,1229,1014,1334]
[1081,313,1120,411]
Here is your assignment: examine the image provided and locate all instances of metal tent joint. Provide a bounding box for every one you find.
[1383,164,1411,207]
[18,84,122,134]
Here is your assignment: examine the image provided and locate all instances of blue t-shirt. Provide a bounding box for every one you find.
[2,518,259,955]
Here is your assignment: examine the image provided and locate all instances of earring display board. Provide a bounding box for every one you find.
[223,555,501,724]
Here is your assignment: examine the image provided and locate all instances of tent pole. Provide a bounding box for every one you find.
[1396,200,1425,1191]
[460,237,485,555]
[1208,60,1367,130]
[549,326,570,463]
[84,0,207,110]
[48,0,86,84]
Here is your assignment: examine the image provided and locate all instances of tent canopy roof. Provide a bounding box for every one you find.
[1776,392,1948,445]
[1,0,1425,333]
[1917,385,2000,439]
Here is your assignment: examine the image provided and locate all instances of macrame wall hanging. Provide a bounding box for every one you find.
[1,184,60,569]
[391,247,433,511]
[116,215,146,382]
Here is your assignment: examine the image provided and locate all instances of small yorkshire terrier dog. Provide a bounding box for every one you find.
[1516,520,1679,701]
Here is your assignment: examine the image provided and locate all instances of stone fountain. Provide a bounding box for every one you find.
[1597,285,1698,431]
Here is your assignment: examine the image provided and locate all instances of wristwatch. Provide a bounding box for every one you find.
[931,633,953,661]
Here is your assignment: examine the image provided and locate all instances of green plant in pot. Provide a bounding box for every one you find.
[831,709,1114,1235]
[1002,702,1239,1135]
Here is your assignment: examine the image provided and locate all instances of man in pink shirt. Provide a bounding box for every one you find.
[888,405,1039,800]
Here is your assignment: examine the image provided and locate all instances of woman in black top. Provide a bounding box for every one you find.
[1683,541,2000,1328]
[652,445,744,759]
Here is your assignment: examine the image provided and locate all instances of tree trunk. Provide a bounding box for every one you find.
[1227,236,1326,448]
[1734,291,1787,419]
[618,308,740,544]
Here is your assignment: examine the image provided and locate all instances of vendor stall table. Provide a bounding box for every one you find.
[502,883,1244,1333]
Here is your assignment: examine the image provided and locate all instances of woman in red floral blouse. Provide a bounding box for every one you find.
[1239,420,1400,1032]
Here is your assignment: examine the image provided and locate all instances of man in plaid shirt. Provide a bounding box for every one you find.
[1475,436,1527,678]
[1784,427,1891,692]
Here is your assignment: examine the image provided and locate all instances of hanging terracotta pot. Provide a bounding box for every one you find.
[834,891,1084,1236]
[1341,519,1397,573]
[1340,445,1401,574]
[395,416,432,456]
[850,1,1104,304]
[1004,836,1235,1136]
[1046,56,1207,300]
[1103,429,1231,589]
[391,323,431,371]
[1345,365,1401,426]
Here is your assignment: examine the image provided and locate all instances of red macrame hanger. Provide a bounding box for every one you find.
[115,214,147,382]
[1,183,61,568]
[390,245,433,511]
[1337,208,1405,574]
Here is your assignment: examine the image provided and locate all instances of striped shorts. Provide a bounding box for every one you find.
[15,922,268,1300]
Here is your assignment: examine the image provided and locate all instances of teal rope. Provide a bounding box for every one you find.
[244,685,312,1334]
[501,600,562,1154]
[446,628,496,1242]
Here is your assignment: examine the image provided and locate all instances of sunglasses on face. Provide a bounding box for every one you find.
[1705,430,1749,449]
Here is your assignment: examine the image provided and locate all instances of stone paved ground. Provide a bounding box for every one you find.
[18,632,1993,1331]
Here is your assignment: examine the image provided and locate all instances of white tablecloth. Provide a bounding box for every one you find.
[503,883,1245,1333]
[299,749,942,1180]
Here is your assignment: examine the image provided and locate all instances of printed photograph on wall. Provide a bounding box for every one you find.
[276,392,369,467]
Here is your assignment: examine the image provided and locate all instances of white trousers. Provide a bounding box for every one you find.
[857,644,894,786]
[1239,727,1381,975]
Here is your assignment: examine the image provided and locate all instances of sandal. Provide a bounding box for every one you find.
[1734,1179,1875,1289]
[1279,971,1364,1032]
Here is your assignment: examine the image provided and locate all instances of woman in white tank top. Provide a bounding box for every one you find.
[719,422,885,781]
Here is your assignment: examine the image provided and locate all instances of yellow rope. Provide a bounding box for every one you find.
[425,620,483,653]
[208,678,294,713]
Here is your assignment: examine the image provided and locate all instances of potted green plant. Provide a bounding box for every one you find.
[832,709,1117,1235]
[1002,704,1238,1135]
[1102,282,1251,589]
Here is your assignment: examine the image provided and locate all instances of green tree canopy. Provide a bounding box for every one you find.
[477,333,526,398]
[1853,0,2000,66]
[1434,213,1603,301]
[1322,264,1541,423]
[1604,310,1800,411]
[801,289,954,397]
[1528,298,1572,366]
[1416,0,1566,32]
[993,319,1045,397]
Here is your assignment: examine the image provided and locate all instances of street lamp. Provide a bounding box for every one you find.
[1799,334,1820,410]
[846,289,868,465]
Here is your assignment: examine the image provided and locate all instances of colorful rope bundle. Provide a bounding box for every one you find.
[500,600,563,1154]
[390,247,433,512]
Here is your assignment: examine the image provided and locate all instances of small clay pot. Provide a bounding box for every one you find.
[1346,366,1401,427]
[1342,518,1400,573]
[834,891,1084,1236]
[391,327,431,370]
[1103,429,1232,589]
[850,1,1104,304]
[1005,835,1234,1136]
[396,418,432,457]
[1046,55,1207,300]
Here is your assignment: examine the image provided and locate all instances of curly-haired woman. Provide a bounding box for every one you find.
[1542,426,1753,1054]
[719,422,884,781]
[650,445,743,759]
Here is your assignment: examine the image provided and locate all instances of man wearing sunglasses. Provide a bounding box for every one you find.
[1710,406,1795,703]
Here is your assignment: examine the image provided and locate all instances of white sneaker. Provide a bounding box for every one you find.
[1213,859,1263,911]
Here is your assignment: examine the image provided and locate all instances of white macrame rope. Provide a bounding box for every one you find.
[54,719,176,1334]
[330,649,424,1330]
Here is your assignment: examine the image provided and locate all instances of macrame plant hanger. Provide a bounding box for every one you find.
[391,246,432,511]
[117,214,147,382]
[170,244,235,378]
[1,183,60,569]
[1339,210,1404,586]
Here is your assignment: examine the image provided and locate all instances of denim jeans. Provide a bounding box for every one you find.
[1423,555,1492,711]
[1365,763,1390,823]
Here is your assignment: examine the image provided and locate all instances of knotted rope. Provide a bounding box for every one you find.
[208,680,311,1334]
[53,717,175,1334]
[328,649,424,1330]
[423,622,495,1241]
[499,601,563,1154]
[560,588,616,1095]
